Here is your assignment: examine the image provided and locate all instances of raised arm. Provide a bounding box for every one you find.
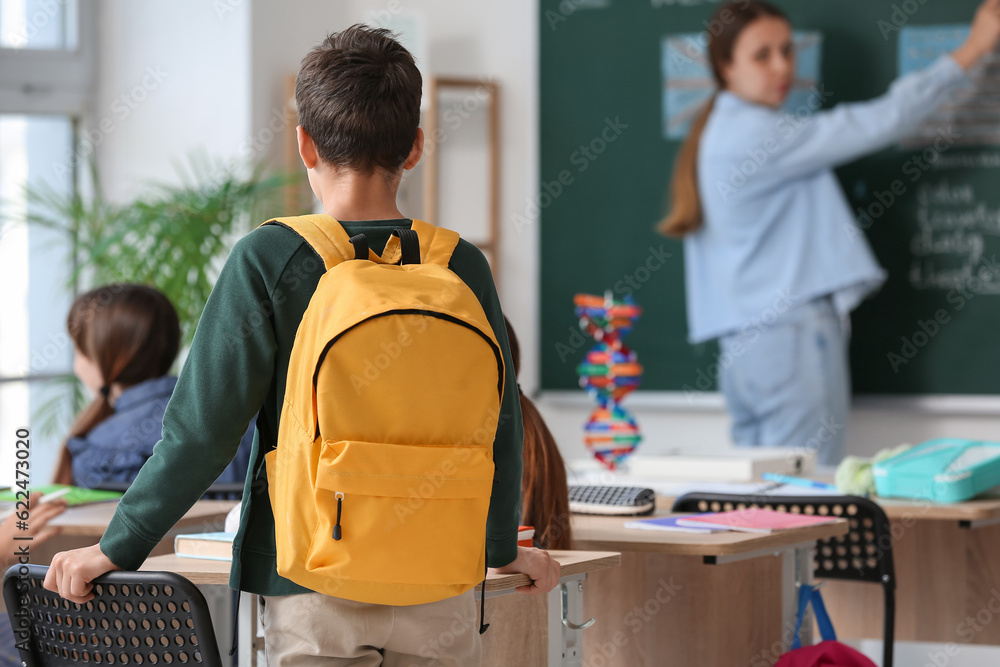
[726,0,1000,193]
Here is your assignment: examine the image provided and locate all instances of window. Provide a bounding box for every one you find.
[0,0,78,50]
[0,0,93,485]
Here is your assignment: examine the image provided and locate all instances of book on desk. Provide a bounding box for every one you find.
[174,531,235,561]
[626,508,839,535]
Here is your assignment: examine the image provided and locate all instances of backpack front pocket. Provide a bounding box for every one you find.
[307,439,495,590]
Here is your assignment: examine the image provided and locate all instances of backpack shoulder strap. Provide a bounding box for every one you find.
[265,215,460,268]
[261,215,356,270]
[381,219,461,267]
[415,219,461,266]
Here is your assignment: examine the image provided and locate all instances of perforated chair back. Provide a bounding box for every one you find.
[3,564,222,667]
[672,493,895,667]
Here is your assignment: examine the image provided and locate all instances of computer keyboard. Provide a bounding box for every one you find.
[568,485,656,516]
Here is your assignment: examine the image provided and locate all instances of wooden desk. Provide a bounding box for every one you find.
[32,500,237,564]
[572,513,849,667]
[47,499,237,536]
[818,495,1000,647]
[656,490,1000,649]
[2,500,238,623]
[875,494,1000,526]
[141,550,621,667]
[573,514,848,556]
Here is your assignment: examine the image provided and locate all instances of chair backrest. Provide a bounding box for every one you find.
[3,564,222,667]
[671,493,895,588]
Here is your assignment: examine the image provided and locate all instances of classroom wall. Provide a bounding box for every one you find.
[247,0,345,172]
[94,0,251,201]
[242,0,540,356]
[92,0,1000,469]
[323,0,541,389]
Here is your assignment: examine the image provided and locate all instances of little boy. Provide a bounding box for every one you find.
[45,24,558,665]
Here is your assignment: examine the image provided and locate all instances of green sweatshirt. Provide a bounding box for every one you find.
[99,218,524,595]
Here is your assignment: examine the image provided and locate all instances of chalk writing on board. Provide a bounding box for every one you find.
[899,25,1000,148]
[661,31,822,140]
[909,180,1000,292]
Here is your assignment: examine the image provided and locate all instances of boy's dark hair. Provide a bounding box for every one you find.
[296,25,422,175]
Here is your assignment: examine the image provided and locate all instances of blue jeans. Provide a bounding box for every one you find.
[718,296,849,466]
[0,614,18,667]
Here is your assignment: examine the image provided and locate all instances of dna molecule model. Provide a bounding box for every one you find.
[574,292,643,471]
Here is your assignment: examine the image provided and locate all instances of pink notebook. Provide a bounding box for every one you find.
[675,508,838,534]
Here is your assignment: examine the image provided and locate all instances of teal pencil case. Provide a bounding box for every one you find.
[873,438,1000,503]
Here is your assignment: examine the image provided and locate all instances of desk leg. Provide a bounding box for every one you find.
[198,585,233,666]
[238,593,261,667]
[710,543,815,653]
[782,547,814,651]
[547,574,589,667]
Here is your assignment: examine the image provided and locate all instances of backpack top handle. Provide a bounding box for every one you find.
[349,233,370,261]
[391,228,421,265]
[263,216,460,269]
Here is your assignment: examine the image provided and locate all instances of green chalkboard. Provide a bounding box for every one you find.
[539,0,1000,396]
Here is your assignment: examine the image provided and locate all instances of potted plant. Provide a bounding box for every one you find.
[10,156,300,440]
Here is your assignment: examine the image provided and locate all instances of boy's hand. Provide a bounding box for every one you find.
[43,543,122,604]
[489,546,561,594]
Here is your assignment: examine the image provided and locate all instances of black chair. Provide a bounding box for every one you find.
[672,492,895,667]
[4,564,222,666]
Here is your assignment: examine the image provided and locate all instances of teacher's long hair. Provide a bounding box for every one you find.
[659,0,789,238]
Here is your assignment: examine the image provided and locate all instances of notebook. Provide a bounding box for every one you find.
[675,508,839,534]
[0,484,123,507]
[624,515,727,534]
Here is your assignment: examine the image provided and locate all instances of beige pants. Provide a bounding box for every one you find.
[259,590,482,666]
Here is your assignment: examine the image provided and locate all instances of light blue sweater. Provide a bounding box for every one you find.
[685,55,966,343]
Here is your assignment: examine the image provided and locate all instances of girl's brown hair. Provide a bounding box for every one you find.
[504,318,572,550]
[658,0,789,238]
[53,284,181,484]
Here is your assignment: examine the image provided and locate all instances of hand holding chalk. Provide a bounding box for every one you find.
[954,0,1000,71]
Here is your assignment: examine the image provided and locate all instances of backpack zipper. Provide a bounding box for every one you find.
[333,491,344,540]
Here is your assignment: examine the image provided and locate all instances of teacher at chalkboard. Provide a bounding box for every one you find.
[660,0,1000,464]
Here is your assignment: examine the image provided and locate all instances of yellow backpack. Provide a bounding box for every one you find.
[263,215,504,606]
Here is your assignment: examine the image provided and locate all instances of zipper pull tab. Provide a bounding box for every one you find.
[333,492,344,541]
